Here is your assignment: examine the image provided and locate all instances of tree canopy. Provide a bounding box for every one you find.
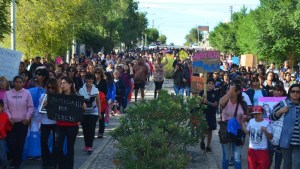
[184,28,202,46]
[158,34,167,44]
[209,0,300,64]
[1,0,148,59]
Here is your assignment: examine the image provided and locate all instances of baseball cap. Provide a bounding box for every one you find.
[251,105,263,114]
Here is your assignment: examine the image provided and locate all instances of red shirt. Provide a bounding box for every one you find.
[0,112,11,139]
[56,121,79,126]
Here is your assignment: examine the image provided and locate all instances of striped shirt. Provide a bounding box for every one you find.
[291,104,300,145]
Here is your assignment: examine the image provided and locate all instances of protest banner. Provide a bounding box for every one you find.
[0,48,22,81]
[192,51,220,73]
[191,76,205,92]
[232,57,240,65]
[240,54,257,67]
[46,94,84,122]
[258,97,286,121]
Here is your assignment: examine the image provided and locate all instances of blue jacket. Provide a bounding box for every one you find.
[106,82,116,102]
[245,88,268,105]
[270,99,300,148]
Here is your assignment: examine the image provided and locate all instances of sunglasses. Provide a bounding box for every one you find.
[290,90,300,94]
[47,86,55,90]
[95,72,101,74]
[36,73,42,76]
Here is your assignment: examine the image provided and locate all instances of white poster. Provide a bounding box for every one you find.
[258,97,286,121]
[0,48,22,81]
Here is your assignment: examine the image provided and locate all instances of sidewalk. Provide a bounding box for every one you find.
[80,79,219,169]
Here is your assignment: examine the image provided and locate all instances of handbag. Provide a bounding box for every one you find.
[270,100,287,146]
[218,101,239,144]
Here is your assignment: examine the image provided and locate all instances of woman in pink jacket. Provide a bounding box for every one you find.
[3,75,34,169]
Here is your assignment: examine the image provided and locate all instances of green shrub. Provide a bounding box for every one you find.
[111,90,207,169]
[164,50,189,79]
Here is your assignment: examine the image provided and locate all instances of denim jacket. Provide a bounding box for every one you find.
[270,99,300,148]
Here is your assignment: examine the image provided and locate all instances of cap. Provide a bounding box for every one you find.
[291,73,295,77]
[251,105,263,114]
[98,52,102,55]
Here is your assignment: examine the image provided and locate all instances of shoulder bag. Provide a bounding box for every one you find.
[218,101,239,144]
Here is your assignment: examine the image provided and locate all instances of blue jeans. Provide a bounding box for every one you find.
[222,143,242,169]
[0,139,9,167]
[281,145,300,169]
[122,87,131,110]
[185,86,191,96]
[174,85,184,96]
[55,125,79,169]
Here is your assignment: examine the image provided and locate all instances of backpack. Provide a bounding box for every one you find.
[99,91,107,112]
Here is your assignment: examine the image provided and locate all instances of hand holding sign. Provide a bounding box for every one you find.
[46,94,84,122]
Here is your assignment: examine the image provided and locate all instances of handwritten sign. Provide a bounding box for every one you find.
[191,76,205,92]
[0,48,22,81]
[46,94,84,122]
[192,51,220,73]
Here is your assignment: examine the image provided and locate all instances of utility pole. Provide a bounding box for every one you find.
[152,19,154,28]
[229,5,233,22]
[11,0,16,50]
[197,25,199,44]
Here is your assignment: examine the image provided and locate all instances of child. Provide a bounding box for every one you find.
[112,70,125,115]
[199,78,219,152]
[241,105,273,169]
[0,99,11,168]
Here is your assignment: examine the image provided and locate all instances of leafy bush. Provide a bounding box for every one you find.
[111,90,207,169]
[164,50,189,79]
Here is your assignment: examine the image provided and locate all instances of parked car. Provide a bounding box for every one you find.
[148,43,158,49]
[138,45,148,50]
[155,41,162,45]
[190,43,200,49]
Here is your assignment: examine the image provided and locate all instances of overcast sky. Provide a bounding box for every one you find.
[137,0,260,45]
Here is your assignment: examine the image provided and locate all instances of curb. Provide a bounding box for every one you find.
[78,136,112,169]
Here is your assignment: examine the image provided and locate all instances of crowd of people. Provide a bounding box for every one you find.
[0,50,169,169]
[0,48,300,169]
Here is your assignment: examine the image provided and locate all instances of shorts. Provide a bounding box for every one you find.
[134,82,145,90]
[205,113,217,130]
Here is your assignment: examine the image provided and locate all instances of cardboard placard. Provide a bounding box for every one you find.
[0,48,22,81]
[191,76,205,92]
[46,94,84,122]
[240,54,257,67]
[192,51,220,73]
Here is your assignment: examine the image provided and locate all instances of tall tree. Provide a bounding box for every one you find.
[255,0,300,63]
[146,28,159,44]
[158,34,167,44]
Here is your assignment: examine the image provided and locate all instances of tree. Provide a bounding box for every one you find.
[0,0,11,40]
[254,0,300,64]
[1,0,148,58]
[209,7,247,54]
[236,10,260,56]
[158,34,167,44]
[184,28,202,46]
[146,28,159,44]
